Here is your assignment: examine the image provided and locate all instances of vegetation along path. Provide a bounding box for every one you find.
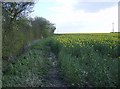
[2,33,119,87]
[2,40,67,87]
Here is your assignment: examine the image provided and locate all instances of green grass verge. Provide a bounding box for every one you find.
[2,39,50,87]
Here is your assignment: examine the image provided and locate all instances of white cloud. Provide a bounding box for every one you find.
[47,2,118,33]
[31,0,118,33]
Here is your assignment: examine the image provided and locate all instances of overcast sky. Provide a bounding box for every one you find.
[30,0,119,33]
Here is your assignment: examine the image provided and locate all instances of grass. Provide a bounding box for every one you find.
[2,33,119,87]
[46,33,119,87]
[2,39,51,87]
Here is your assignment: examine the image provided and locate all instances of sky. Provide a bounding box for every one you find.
[30,0,119,33]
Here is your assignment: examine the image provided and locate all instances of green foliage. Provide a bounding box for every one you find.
[2,16,55,74]
[45,37,61,56]
[58,48,118,87]
[2,33,119,87]
[45,33,119,87]
[2,2,34,22]
[30,17,56,38]
[3,30,26,58]
[2,41,50,87]
[2,2,56,61]
[2,1,56,87]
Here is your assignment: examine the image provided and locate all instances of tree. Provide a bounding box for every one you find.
[2,2,35,60]
[2,2,34,21]
[30,17,56,38]
[2,2,35,32]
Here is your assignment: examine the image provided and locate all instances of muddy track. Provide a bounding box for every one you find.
[44,52,67,87]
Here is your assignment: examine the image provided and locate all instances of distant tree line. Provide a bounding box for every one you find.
[2,2,56,61]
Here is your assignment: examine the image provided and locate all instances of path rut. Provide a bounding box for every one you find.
[44,52,66,87]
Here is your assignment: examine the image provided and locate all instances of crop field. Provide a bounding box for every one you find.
[46,33,119,87]
[3,33,119,87]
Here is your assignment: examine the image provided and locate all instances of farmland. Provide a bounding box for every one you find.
[45,33,119,87]
[3,33,119,87]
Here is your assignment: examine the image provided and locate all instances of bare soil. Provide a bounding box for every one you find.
[44,52,67,87]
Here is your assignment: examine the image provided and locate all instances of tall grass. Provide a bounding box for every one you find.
[2,40,51,87]
[3,33,119,87]
[46,33,119,87]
